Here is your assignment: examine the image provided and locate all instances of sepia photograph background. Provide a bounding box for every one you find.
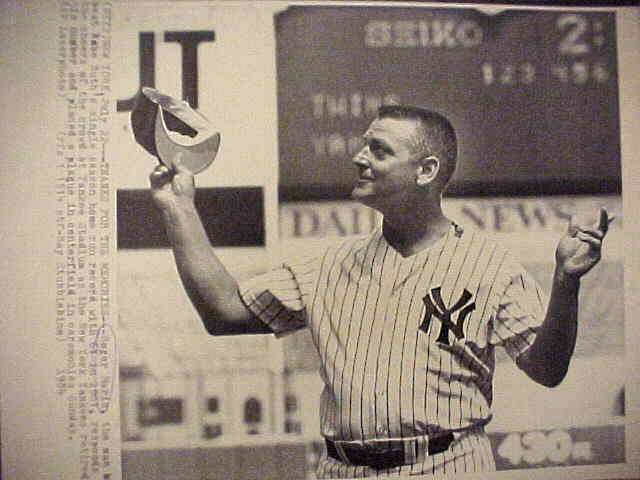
[1,2,639,480]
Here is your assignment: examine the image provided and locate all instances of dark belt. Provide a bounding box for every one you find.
[325,432,455,470]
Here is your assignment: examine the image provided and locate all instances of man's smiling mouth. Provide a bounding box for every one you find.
[357,169,375,181]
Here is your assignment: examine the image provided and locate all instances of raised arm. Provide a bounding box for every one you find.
[149,161,272,335]
[517,208,612,387]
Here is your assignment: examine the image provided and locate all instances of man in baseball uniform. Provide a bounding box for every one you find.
[149,105,611,478]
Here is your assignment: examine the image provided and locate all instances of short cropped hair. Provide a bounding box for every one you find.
[377,105,458,189]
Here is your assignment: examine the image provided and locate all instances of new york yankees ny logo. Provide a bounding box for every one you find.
[420,287,476,345]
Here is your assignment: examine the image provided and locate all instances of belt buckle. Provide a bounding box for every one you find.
[428,431,455,456]
[360,441,405,471]
[328,432,455,471]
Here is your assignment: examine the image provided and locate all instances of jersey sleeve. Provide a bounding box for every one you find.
[238,256,319,338]
[489,259,548,362]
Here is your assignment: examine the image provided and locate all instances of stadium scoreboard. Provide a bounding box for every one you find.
[276,6,620,200]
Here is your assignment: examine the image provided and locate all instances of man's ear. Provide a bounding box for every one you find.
[416,156,440,187]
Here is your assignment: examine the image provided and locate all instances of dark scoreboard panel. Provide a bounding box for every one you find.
[275,6,620,200]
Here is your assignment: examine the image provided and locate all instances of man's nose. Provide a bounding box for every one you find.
[353,147,370,166]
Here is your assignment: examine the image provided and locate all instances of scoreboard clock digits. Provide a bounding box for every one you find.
[557,13,607,56]
[481,13,612,87]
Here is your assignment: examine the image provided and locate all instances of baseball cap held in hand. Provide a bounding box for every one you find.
[130,87,220,174]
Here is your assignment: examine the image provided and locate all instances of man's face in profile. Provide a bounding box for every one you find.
[351,117,422,212]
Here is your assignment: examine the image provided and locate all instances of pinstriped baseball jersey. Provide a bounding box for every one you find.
[239,223,547,478]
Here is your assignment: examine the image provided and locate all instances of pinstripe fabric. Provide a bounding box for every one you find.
[239,224,547,478]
